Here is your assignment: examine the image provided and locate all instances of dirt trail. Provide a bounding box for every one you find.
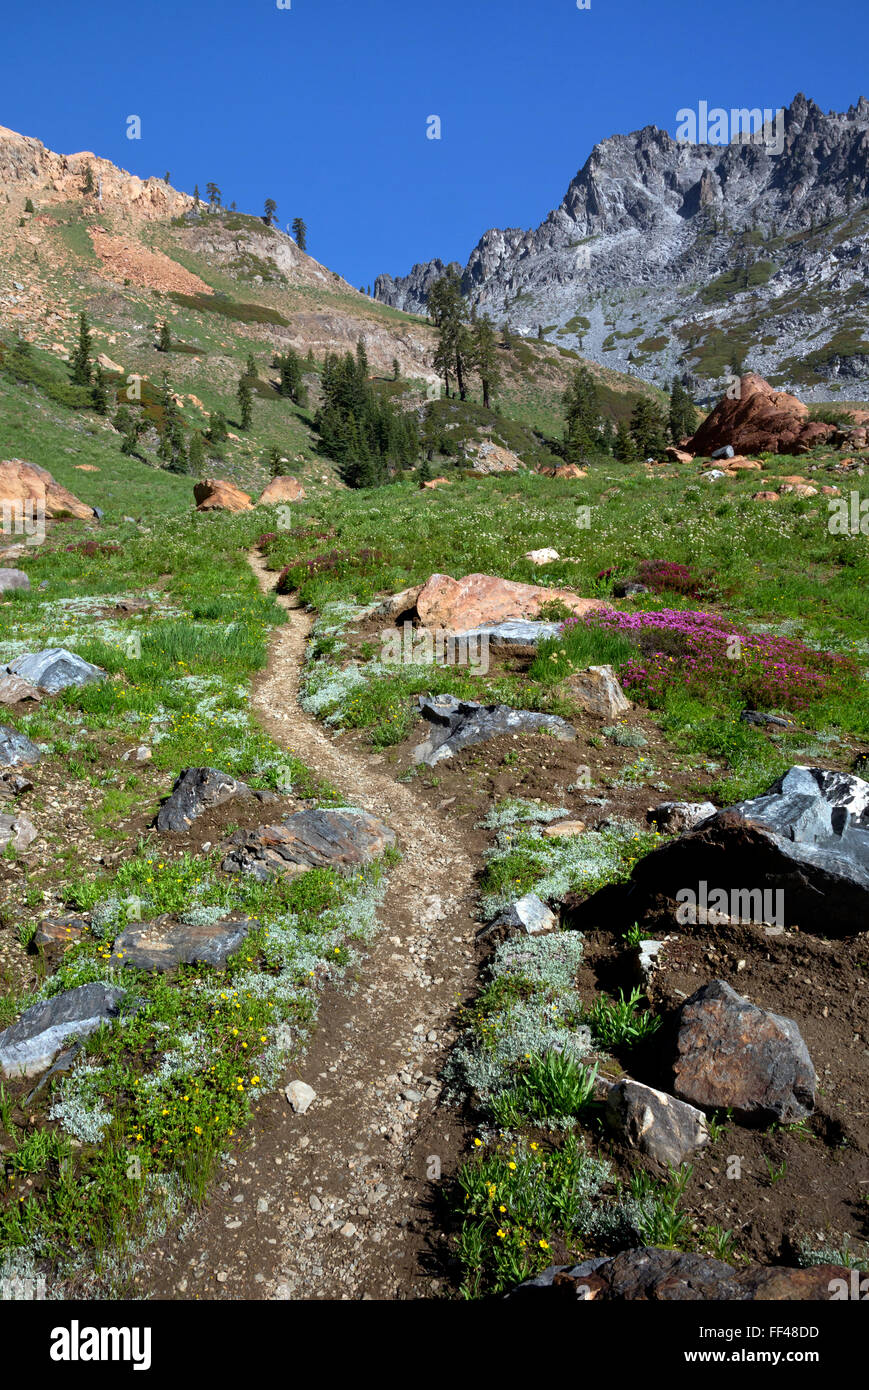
[139,552,480,1301]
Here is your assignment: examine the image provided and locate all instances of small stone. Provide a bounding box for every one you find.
[285,1080,317,1114]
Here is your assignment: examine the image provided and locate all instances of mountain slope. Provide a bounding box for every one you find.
[375,94,869,400]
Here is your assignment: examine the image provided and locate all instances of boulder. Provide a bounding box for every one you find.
[0,459,97,521]
[114,914,254,971]
[673,980,815,1124]
[416,573,605,632]
[454,620,561,649]
[0,674,41,704]
[156,767,252,832]
[286,1079,317,1113]
[687,375,835,457]
[6,647,105,694]
[373,585,423,619]
[631,765,869,936]
[541,820,586,838]
[487,893,557,937]
[508,1247,852,1301]
[193,479,253,512]
[0,725,42,766]
[538,463,586,479]
[257,475,306,505]
[753,490,780,502]
[0,982,128,1078]
[33,915,87,950]
[646,801,717,835]
[665,447,694,463]
[464,441,522,474]
[566,665,631,720]
[421,476,451,490]
[0,568,30,593]
[413,693,577,766]
[222,807,396,881]
[525,548,560,565]
[604,1078,709,1166]
[0,812,36,852]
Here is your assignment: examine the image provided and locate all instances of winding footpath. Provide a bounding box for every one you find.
[139,552,480,1300]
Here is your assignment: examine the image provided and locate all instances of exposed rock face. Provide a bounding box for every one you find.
[687,375,835,456]
[463,441,523,474]
[0,725,42,766]
[604,1078,709,1166]
[413,693,577,766]
[222,808,396,881]
[454,620,562,649]
[673,980,816,1123]
[0,674,41,704]
[0,983,128,1078]
[374,95,869,398]
[114,914,254,971]
[258,475,306,505]
[156,767,252,832]
[416,573,605,631]
[0,459,97,521]
[508,1247,852,1301]
[631,766,869,936]
[7,647,105,694]
[566,665,631,720]
[193,479,253,512]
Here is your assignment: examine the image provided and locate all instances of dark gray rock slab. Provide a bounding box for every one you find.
[114,914,254,971]
[0,982,128,1078]
[156,766,252,832]
[6,647,106,694]
[604,1077,709,1166]
[0,725,42,767]
[222,807,396,882]
[413,693,576,766]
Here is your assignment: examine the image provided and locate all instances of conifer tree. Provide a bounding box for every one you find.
[613,418,635,462]
[71,312,93,386]
[292,218,307,251]
[562,366,601,460]
[237,373,253,430]
[470,314,501,410]
[159,321,172,352]
[91,364,108,415]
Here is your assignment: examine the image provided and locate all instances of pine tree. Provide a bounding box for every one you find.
[264,198,277,225]
[158,372,187,470]
[237,373,253,430]
[292,218,307,251]
[81,163,95,196]
[159,320,172,352]
[193,184,200,205]
[207,410,228,445]
[562,366,601,460]
[71,312,93,386]
[24,198,34,214]
[206,183,222,209]
[392,358,400,381]
[668,377,696,443]
[91,364,108,415]
[428,268,469,400]
[164,172,171,184]
[114,406,143,457]
[470,314,502,410]
[629,398,669,458]
[613,418,635,462]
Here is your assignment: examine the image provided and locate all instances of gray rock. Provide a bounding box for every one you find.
[632,765,869,936]
[0,725,41,767]
[413,693,576,766]
[646,800,717,834]
[612,580,649,598]
[0,569,30,592]
[222,807,396,881]
[673,979,816,1124]
[156,766,251,832]
[458,621,562,648]
[114,914,254,971]
[605,1078,709,1166]
[487,893,557,937]
[740,708,793,728]
[0,812,36,852]
[0,982,128,1078]
[6,647,105,694]
[285,1080,317,1113]
[567,665,631,720]
[710,445,735,460]
[700,469,726,481]
[635,937,668,985]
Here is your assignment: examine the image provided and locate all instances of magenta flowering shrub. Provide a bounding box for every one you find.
[562,608,854,711]
[636,560,712,599]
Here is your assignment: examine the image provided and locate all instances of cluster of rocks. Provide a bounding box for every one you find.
[222,807,396,881]
[413,693,577,767]
[194,476,306,512]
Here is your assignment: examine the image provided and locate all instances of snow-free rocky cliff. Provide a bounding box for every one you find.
[376,95,869,400]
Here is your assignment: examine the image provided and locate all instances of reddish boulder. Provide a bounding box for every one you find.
[194,479,253,512]
[687,375,836,457]
[258,475,306,505]
[416,573,606,632]
[0,459,96,521]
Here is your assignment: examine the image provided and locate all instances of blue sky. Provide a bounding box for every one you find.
[4,0,868,288]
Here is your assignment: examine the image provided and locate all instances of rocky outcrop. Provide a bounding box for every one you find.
[0,725,42,766]
[194,479,253,512]
[156,767,252,832]
[673,980,816,1123]
[687,375,835,456]
[413,693,577,766]
[0,459,97,521]
[416,573,605,631]
[258,475,306,505]
[7,648,105,694]
[508,1247,852,1300]
[631,766,869,935]
[114,914,254,971]
[375,95,869,398]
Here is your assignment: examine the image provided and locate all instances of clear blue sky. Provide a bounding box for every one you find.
[4,0,867,288]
